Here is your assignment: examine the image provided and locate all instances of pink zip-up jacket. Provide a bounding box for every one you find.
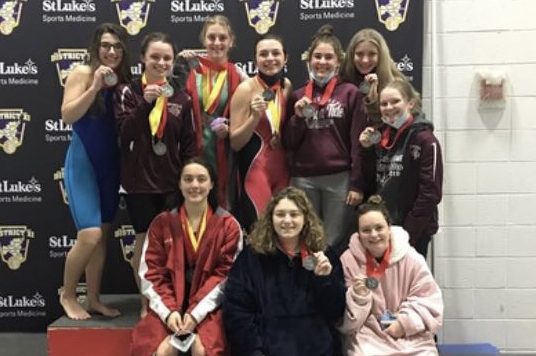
[339,226,443,356]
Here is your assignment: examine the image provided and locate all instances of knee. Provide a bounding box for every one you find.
[155,336,175,356]
[77,228,103,247]
[192,336,206,356]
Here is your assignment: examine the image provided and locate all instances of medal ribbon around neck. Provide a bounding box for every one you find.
[304,76,338,109]
[379,115,414,150]
[142,73,168,138]
[199,57,228,115]
[256,75,282,135]
[180,205,208,252]
[365,242,392,282]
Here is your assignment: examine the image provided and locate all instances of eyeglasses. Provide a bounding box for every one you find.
[100,42,124,52]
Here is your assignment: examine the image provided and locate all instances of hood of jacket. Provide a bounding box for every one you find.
[348,225,411,265]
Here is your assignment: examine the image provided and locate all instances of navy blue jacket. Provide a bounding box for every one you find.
[223,245,346,356]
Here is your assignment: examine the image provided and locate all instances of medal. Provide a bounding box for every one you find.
[262,89,275,102]
[103,72,118,87]
[302,255,317,271]
[368,130,381,145]
[2,138,18,154]
[152,139,167,156]
[187,57,200,70]
[365,277,379,289]
[359,81,370,95]
[302,103,316,119]
[161,83,174,98]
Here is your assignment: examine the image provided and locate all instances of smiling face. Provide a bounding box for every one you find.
[353,40,379,75]
[179,163,213,206]
[98,32,124,70]
[203,23,233,63]
[272,198,305,245]
[310,41,340,80]
[141,40,174,82]
[379,86,414,125]
[358,210,391,258]
[255,38,287,76]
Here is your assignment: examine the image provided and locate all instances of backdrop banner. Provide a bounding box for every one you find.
[0,0,422,332]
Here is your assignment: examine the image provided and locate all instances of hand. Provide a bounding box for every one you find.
[250,94,267,118]
[359,127,377,148]
[178,313,198,334]
[178,49,197,61]
[90,65,113,91]
[143,84,163,103]
[166,311,182,333]
[385,320,405,339]
[312,251,332,276]
[352,277,369,298]
[364,74,379,103]
[294,97,313,118]
[364,73,378,85]
[213,122,229,139]
[346,190,363,206]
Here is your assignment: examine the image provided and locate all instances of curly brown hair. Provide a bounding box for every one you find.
[249,187,327,254]
[356,195,392,230]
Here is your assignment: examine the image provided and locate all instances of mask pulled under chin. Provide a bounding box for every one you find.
[381,112,410,129]
[309,70,337,87]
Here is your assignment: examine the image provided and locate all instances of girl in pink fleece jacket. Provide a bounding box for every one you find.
[339,195,443,356]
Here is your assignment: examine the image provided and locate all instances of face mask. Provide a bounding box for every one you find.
[382,112,409,129]
[309,69,337,87]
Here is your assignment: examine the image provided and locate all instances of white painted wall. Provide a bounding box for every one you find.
[424,0,536,352]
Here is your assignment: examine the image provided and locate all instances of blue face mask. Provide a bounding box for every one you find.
[309,69,337,87]
[381,112,409,129]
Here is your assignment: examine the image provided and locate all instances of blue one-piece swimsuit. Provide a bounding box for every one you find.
[64,89,120,230]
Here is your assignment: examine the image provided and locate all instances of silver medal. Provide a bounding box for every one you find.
[187,57,200,70]
[152,139,167,156]
[302,255,317,271]
[103,72,118,87]
[365,277,379,289]
[359,81,370,95]
[368,130,381,145]
[302,103,316,119]
[161,83,174,98]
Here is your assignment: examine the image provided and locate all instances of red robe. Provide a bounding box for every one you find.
[130,207,243,356]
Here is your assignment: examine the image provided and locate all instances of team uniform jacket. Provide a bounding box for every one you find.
[282,79,367,193]
[131,207,243,356]
[223,245,346,356]
[339,227,443,356]
[114,78,197,193]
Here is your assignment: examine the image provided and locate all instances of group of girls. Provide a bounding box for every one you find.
[59,15,443,356]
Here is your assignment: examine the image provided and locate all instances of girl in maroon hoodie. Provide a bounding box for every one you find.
[282,25,366,255]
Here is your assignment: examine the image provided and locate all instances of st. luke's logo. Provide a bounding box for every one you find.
[0,0,26,36]
[239,0,281,35]
[112,0,155,36]
[375,0,409,31]
[114,225,136,263]
[54,167,69,205]
[0,109,30,154]
[0,225,35,270]
[50,48,88,87]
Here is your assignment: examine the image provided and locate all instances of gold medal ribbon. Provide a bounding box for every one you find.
[180,206,208,252]
[142,73,168,137]
[256,76,282,135]
[201,67,227,115]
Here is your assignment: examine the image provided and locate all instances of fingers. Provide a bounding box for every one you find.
[143,84,162,103]
[365,73,378,84]
[313,251,332,276]
[250,94,266,113]
[294,97,312,118]
[359,127,376,148]
[178,50,196,60]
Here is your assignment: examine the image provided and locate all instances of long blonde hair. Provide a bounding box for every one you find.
[249,187,327,255]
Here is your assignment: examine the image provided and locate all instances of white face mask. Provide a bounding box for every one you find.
[382,112,409,129]
[309,69,337,87]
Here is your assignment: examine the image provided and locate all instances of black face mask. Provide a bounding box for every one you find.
[258,69,285,88]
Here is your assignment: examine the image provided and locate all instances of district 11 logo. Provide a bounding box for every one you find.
[53,167,69,205]
[114,225,136,264]
[0,225,35,270]
[50,48,88,87]
[239,0,281,35]
[0,0,27,36]
[111,0,155,36]
[375,0,409,31]
[0,109,30,155]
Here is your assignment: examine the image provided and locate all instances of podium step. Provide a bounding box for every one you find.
[48,294,140,356]
[438,343,500,355]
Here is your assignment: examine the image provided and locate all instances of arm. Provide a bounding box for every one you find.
[186,216,243,325]
[403,131,443,240]
[138,214,179,323]
[229,80,264,151]
[61,65,99,124]
[223,249,265,356]
[338,253,372,335]
[113,82,153,141]
[395,252,443,336]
